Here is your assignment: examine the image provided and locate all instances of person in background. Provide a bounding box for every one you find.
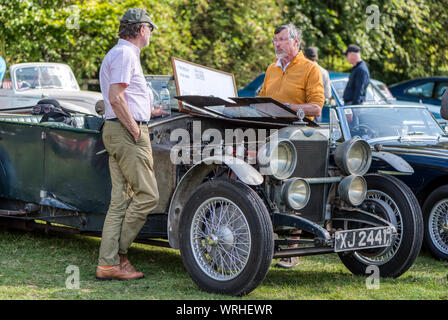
[342,44,370,105]
[0,55,6,84]
[304,47,331,105]
[441,88,448,120]
[259,24,325,121]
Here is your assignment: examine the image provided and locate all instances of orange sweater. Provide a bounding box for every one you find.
[259,51,325,119]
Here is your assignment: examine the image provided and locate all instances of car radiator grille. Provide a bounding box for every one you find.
[290,140,329,223]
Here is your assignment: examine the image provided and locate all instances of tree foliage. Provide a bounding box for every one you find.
[0,0,446,88]
[0,0,195,79]
[180,0,283,86]
[0,0,282,87]
[283,0,448,84]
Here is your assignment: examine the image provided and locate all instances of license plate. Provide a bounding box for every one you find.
[334,226,393,252]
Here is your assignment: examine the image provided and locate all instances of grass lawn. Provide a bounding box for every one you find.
[0,227,447,300]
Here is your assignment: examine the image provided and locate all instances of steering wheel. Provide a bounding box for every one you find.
[19,81,32,89]
[351,124,377,139]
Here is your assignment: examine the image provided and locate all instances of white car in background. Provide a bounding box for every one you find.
[0,62,102,115]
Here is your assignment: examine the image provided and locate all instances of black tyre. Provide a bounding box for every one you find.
[338,174,423,278]
[422,185,448,260]
[179,179,274,296]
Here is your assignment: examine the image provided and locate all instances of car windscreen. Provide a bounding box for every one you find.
[14,65,79,91]
[332,79,388,105]
[374,82,395,100]
[146,76,271,118]
[204,105,267,118]
[146,75,179,111]
[344,106,445,141]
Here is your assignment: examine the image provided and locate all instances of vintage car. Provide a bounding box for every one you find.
[0,62,102,115]
[0,76,424,296]
[329,103,448,261]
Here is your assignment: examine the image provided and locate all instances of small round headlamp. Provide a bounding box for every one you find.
[282,178,311,210]
[338,175,367,206]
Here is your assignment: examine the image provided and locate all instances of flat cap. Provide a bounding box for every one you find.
[344,44,361,56]
[120,8,158,30]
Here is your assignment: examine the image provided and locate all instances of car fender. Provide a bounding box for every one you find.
[372,151,414,174]
[167,155,263,249]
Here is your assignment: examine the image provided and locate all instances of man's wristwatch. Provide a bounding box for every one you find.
[285,103,290,109]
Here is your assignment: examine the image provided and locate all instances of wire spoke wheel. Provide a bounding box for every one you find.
[179,179,273,296]
[191,197,251,281]
[338,174,423,278]
[428,199,448,255]
[352,190,403,265]
[422,185,448,261]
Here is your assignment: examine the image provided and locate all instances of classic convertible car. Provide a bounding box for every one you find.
[330,104,448,261]
[0,62,102,115]
[0,76,424,296]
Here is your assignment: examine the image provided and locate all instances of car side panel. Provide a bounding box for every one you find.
[394,153,448,199]
[44,127,111,214]
[0,122,44,203]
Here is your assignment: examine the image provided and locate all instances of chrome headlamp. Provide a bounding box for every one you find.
[282,178,311,210]
[338,175,367,206]
[334,137,372,176]
[258,139,297,180]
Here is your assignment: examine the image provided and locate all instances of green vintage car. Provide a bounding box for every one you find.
[0,76,423,296]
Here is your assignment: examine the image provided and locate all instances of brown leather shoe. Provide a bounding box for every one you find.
[275,257,299,269]
[96,265,144,281]
[119,254,137,273]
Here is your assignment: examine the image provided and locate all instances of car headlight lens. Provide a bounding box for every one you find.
[258,140,297,180]
[334,137,372,176]
[338,175,367,206]
[282,178,310,210]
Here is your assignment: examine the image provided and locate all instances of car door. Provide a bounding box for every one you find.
[0,120,45,203]
[434,81,448,104]
[405,81,436,105]
[0,79,14,109]
[43,125,111,214]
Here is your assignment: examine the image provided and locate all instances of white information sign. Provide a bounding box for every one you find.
[171,57,237,110]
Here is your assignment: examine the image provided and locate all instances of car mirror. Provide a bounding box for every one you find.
[329,109,342,145]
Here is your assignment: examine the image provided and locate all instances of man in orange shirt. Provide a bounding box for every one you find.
[260,24,325,268]
[259,24,325,121]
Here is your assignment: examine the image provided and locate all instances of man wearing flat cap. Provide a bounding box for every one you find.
[96,8,164,281]
[342,44,370,105]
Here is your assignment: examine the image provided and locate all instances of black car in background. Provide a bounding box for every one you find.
[389,77,448,106]
[331,104,448,260]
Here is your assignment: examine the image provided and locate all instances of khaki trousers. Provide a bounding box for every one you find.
[98,121,159,266]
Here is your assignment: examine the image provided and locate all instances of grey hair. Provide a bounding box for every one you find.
[274,24,302,41]
[118,21,145,39]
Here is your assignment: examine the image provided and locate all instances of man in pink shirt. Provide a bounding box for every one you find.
[96,8,164,281]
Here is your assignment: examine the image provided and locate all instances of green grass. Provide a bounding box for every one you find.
[0,227,447,300]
